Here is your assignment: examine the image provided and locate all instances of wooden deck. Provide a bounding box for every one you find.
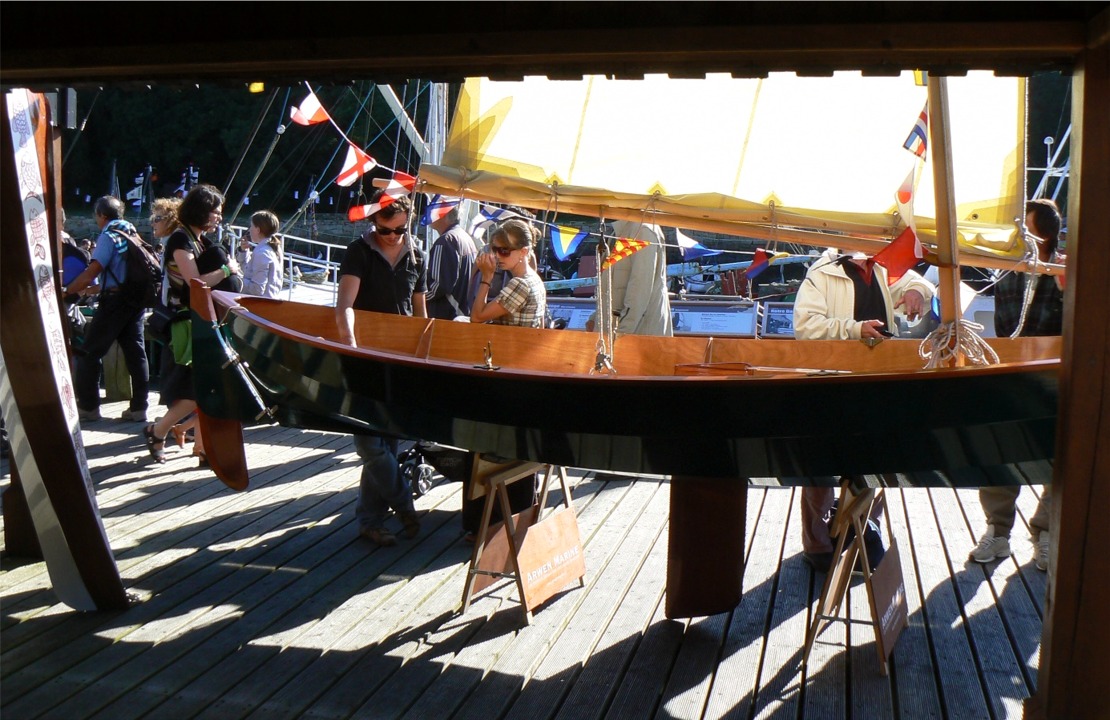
[2,397,1050,720]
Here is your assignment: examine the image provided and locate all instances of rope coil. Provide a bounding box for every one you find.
[918,319,999,369]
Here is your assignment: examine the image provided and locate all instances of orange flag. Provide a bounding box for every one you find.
[600,238,649,270]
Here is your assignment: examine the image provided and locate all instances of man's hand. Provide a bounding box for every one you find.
[860,320,887,339]
[895,289,926,321]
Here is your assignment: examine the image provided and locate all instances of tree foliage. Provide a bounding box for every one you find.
[61,81,434,218]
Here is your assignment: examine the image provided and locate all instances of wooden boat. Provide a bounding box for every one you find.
[194,287,1060,485]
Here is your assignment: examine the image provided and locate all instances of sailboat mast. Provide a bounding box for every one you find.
[927,76,965,366]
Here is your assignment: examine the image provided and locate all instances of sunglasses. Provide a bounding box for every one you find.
[151,215,168,222]
[490,244,516,257]
[377,226,407,236]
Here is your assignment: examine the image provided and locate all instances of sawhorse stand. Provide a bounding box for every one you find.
[803,479,908,675]
[461,457,586,624]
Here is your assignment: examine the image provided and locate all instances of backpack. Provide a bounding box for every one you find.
[105,226,162,309]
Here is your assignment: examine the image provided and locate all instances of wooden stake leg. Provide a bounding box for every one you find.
[665,476,747,619]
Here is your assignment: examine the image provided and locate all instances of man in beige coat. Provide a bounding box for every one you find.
[792,248,935,571]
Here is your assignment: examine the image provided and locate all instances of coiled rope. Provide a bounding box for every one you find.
[919,318,999,368]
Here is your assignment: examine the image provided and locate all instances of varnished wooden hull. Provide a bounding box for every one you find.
[197,291,1060,484]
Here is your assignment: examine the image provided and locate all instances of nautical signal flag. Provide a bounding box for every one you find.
[744,248,790,279]
[469,204,520,233]
[549,225,589,261]
[600,237,649,271]
[903,103,928,158]
[420,195,460,226]
[883,166,924,283]
[335,143,378,187]
[675,228,721,261]
[873,226,924,283]
[347,170,417,222]
[290,90,330,126]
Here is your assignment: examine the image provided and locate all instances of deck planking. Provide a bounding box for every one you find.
[2,396,1050,719]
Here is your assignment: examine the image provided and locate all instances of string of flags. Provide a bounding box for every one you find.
[874,98,929,282]
[287,83,415,221]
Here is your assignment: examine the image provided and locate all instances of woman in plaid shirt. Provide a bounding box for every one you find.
[470,218,547,328]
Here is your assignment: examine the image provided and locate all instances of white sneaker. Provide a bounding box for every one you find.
[969,528,1011,563]
[1034,531,1050,572]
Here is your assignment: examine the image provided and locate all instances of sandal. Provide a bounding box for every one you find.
[193,446,208,468]
[170,425,188,449]
[143,424,167,463]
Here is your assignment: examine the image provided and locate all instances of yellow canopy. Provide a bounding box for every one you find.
[419,72,1028,264]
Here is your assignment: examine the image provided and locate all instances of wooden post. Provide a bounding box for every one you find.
[926,75,966,367]
[1027,28,1110,720]
[666,477,746,618]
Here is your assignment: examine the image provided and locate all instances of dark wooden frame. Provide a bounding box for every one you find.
[3,4,1106,717]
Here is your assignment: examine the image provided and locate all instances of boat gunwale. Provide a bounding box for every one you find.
[216,291,1062,387]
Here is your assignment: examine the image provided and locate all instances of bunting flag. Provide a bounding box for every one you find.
[913,70,928,87]
[902,103,928,158]
[347,170,417,222]
[290,90,330,126]
[744,248,790,279]
[600,237,649,270]
[420,194,460,226]
[872,227,923,282]
[335,143,378,187]
[878,166,925,283]
[550,225,589,261]
[468,204,520,234]
[675,228,721,261]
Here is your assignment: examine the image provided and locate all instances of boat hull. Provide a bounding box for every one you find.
[198,293,1059,485]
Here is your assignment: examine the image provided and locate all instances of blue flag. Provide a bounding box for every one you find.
[550,225,589,261]
[675,228,721,261]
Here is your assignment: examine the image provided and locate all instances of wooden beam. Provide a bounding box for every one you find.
[927,76,966,365]
[1028,24,1110,720]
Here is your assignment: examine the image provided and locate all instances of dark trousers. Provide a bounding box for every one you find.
[75,293,149,412]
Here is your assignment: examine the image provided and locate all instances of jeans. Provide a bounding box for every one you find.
[352,434,414,529]
[75,292,149,412]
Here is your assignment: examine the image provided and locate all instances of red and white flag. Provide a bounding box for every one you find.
[347,170,418,222]
[289,90,330,126]
[335,143,378,187]
[875,167,924,282]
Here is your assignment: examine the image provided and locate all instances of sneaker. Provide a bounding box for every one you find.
[78,407,102,422]
[969,528,1011,563]
[802,551,833,574]
[399,511,421,540]
[1034,531,1050,572]
[359,526,397,547]
[120,409,148,422]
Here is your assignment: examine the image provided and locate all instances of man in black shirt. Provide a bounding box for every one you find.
[336,192,427,547]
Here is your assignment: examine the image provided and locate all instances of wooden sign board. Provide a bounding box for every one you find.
[472,505,585,612]
[870,537,908,661]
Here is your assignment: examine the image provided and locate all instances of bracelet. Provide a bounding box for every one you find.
[220,264,231,279]
[478,280,490,287]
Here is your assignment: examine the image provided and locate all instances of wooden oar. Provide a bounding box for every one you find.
[190,279,250,492]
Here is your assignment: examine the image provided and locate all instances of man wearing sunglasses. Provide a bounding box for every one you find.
[336,191,427,547]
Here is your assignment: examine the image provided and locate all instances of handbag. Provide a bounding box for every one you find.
[146,301,180,345]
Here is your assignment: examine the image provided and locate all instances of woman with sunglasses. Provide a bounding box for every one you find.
[470,218,547,328]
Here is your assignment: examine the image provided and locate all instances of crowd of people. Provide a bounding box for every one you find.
[61,188,1066,568]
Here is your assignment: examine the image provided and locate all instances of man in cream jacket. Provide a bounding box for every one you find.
[792,248,935,572]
